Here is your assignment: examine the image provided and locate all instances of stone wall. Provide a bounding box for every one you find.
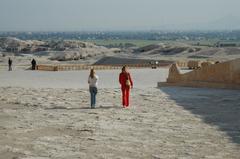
[159,58,240,89]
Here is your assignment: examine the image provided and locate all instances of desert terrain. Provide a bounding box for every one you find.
[1,37,240,71]
[0,35,240,159]
[0,69,240,159]
[1,0,240,157]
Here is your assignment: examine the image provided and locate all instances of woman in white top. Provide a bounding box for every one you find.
[88,69,99,109]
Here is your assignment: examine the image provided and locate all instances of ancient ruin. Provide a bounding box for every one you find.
[159,58,240,89]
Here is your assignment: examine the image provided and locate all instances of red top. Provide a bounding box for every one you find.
[119,72,133,88]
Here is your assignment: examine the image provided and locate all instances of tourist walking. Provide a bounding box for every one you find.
[8,58,12,71]
[119,66,133,108]
[31,58,37,70]
[88,69,99,109]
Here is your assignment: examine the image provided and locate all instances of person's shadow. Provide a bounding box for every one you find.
[160,86,240,145]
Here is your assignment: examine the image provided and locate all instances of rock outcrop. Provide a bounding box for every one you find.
[135,43,202,56]
[0,37,118,61]
[166,64,181,83]
[0,37,45,53]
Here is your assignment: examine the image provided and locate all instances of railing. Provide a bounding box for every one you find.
[36,65,58,71]
[36,63,171,71]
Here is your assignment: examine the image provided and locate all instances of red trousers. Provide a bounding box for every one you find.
[121,87,130,107]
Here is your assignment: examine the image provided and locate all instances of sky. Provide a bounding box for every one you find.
[0,0,240,31]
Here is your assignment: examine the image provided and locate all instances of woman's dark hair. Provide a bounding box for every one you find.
[122,65,127,72]
[89,69,95,78]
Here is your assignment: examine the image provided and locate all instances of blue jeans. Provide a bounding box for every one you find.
[89,87,97,108]
[8,65,12,71]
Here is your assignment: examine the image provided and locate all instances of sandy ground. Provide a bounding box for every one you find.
[0,69,240,159]
[0,69,170,89]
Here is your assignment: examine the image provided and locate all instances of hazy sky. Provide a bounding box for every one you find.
[0,0,240,31]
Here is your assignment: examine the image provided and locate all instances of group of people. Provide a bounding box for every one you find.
[88,66,133,109]
[8,58,37,71]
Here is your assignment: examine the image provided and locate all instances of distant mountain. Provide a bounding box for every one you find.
[155,15,240,31]
[205,15,240,30]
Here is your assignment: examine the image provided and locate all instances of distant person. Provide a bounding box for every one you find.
[8,58,12,71]
[88,69,99,109]
[31,58,37,70]
[119,66,133,108]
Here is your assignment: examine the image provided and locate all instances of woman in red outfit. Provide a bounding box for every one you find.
[119,66,133,108]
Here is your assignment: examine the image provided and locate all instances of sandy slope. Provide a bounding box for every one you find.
[0,69,240,159]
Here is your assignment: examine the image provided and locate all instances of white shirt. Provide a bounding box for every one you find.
[88,75,99,87]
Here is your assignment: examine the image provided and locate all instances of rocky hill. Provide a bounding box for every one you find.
[0,37,119,61]
[134,43,240,60]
